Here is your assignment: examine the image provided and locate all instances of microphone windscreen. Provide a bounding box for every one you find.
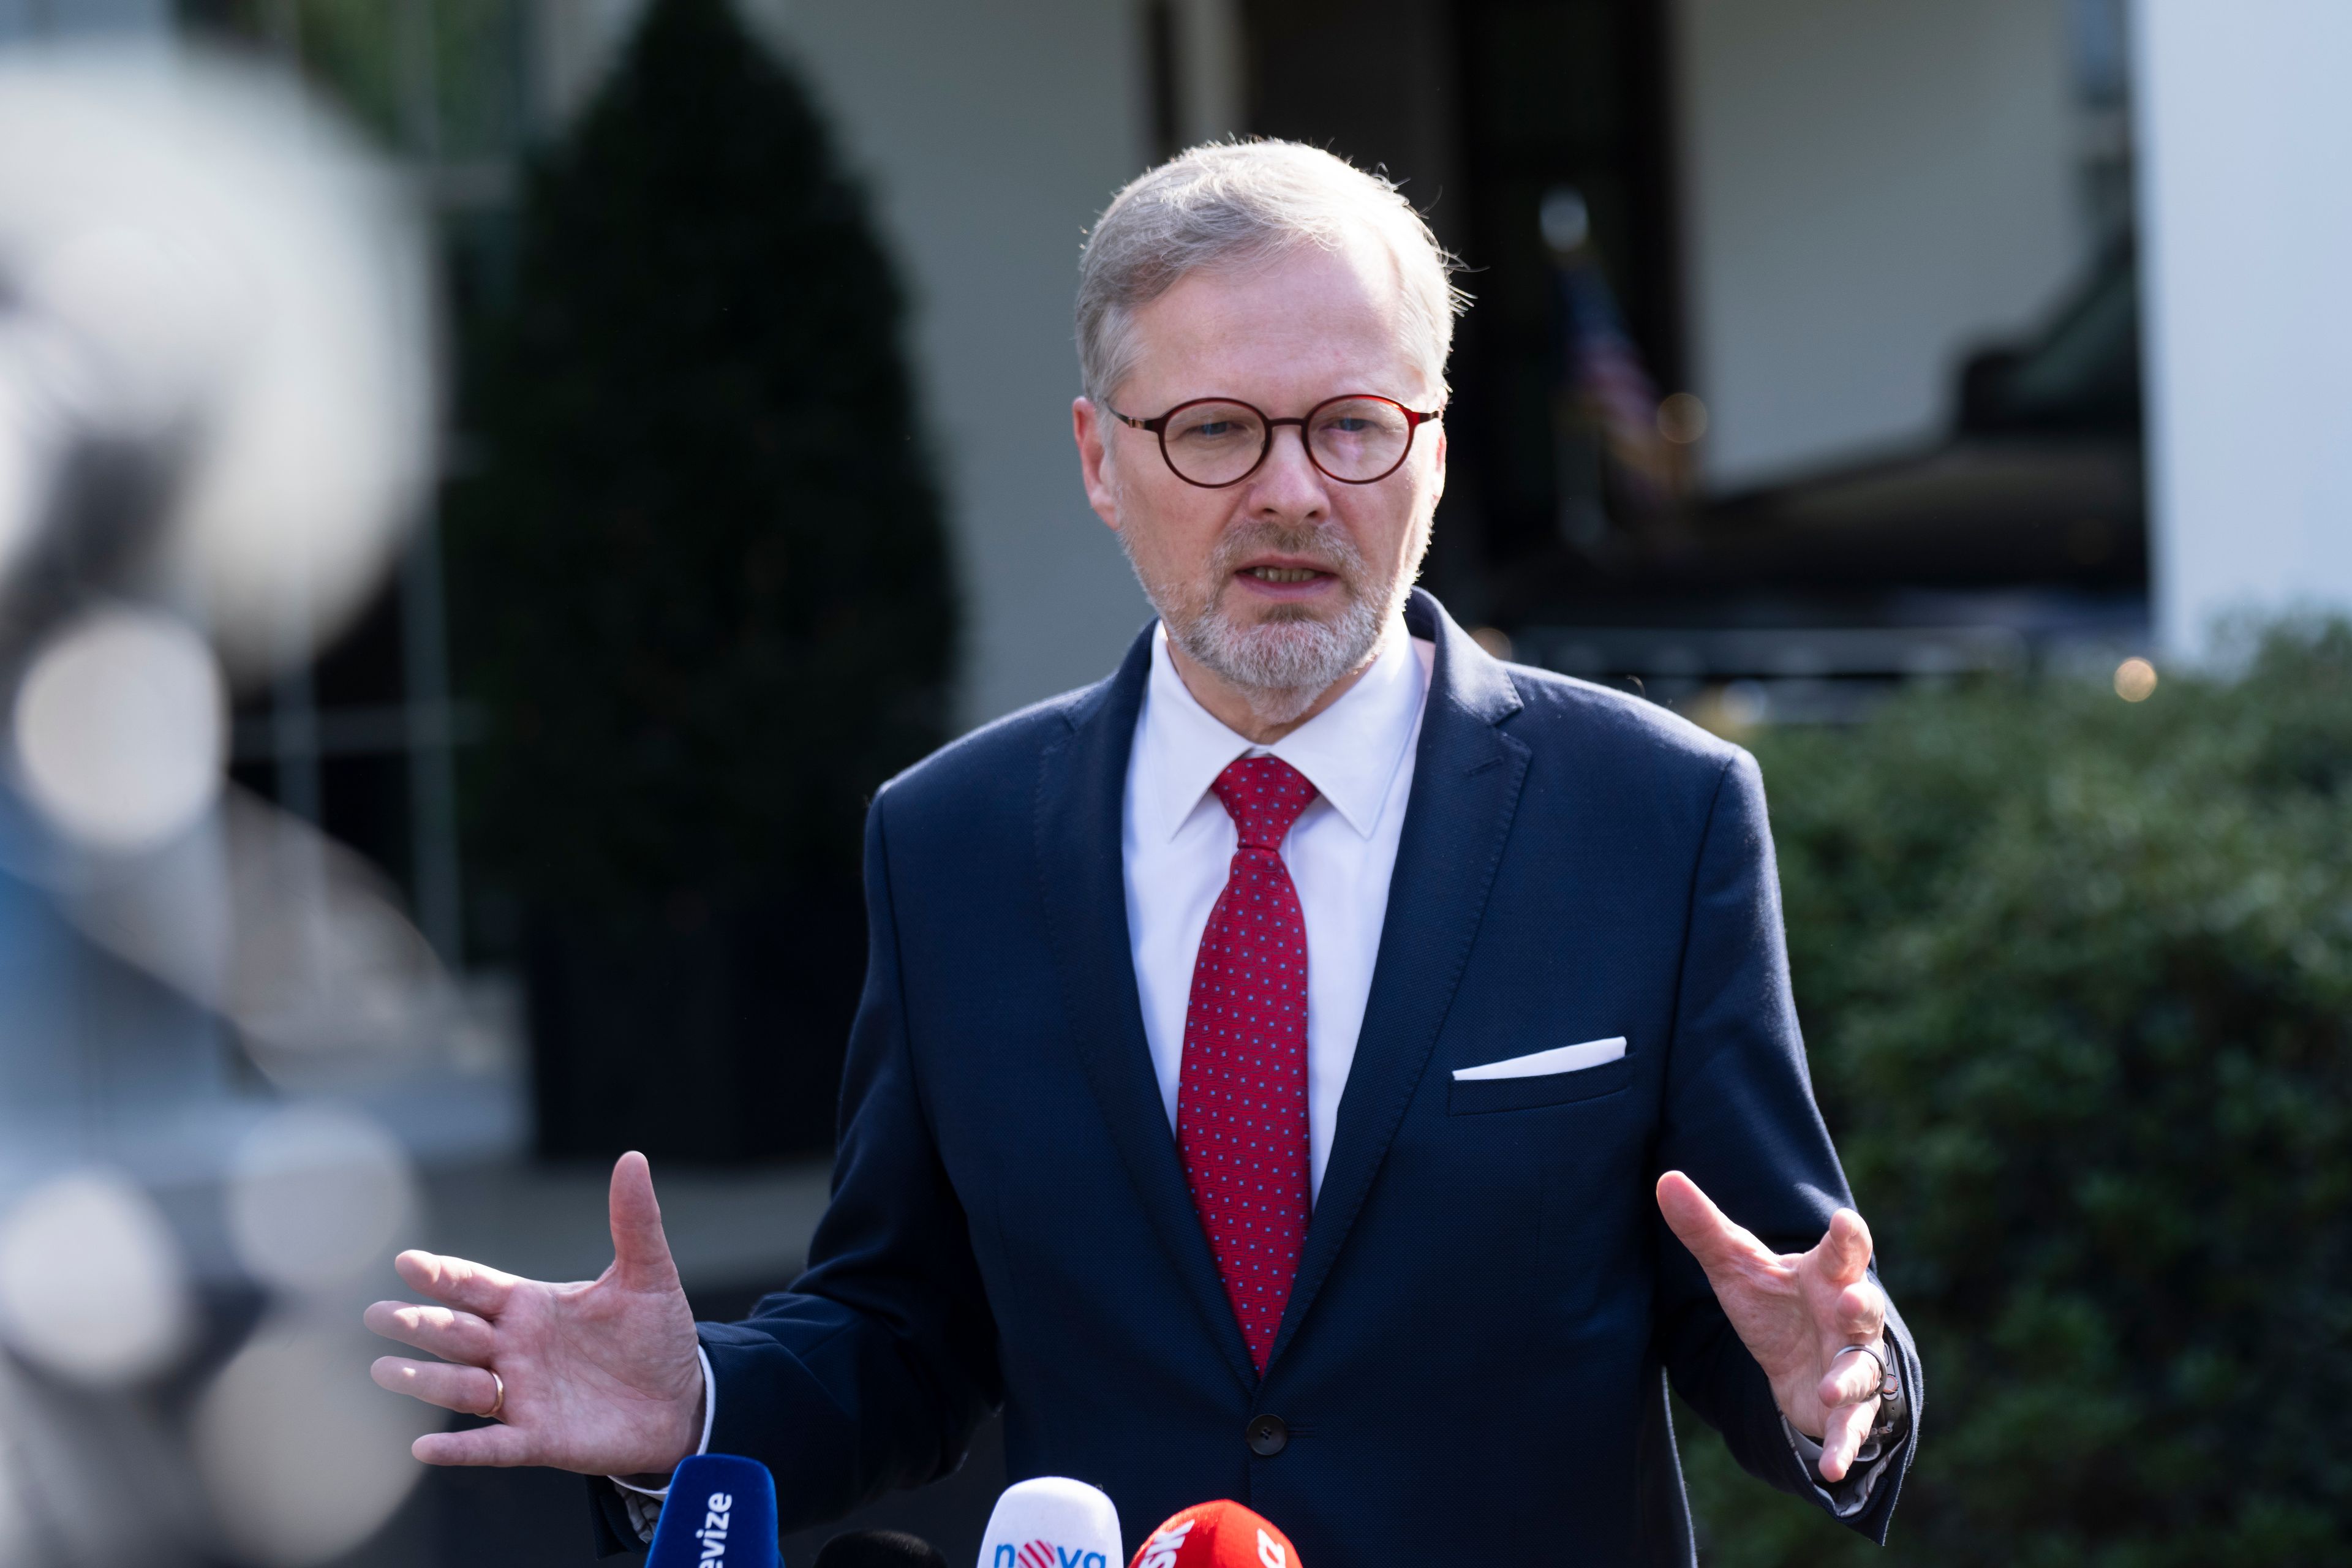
[815,1530,949,1568]
[646,1454,780,1568]
[1129,1500,1302,1568]
[977,1476,1123,1568]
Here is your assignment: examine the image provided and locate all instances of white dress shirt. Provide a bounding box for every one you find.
[1122,618,1434,1200]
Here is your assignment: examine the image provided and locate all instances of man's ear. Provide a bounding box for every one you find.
[1430,421,1447,504]
[1072,396,1122,531]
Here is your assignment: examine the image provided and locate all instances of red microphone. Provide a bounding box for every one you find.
[1128,1501,1302,1568]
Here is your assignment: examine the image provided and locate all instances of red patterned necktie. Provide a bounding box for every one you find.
[1177,755,1317,1374]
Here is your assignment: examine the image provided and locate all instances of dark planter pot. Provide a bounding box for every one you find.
[526,882,863,1165]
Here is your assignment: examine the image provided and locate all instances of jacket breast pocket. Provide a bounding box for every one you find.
[1447,1055,1634,1115]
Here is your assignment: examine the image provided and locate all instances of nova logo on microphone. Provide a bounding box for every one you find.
[995,1545,1109,1568]
[978,1478,1122,1568]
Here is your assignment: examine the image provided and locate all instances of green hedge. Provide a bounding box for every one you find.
[1679,624,2352,1567]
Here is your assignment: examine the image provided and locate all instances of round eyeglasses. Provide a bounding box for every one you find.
[1107,394,1442,488]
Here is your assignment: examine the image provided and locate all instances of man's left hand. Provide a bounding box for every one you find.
[1656,1170,1893,1483]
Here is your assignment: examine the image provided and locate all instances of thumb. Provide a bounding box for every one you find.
[1656,1170,1770,1277]
[1818,1206,1874,1285]
[608,1151,680,1292]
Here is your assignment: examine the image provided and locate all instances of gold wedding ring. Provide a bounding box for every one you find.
[486,1371,506,1420]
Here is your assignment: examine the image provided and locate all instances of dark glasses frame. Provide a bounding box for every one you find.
[1107,393,1444,488]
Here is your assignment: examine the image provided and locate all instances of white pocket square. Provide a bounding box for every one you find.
[1452,1036,1627,1081]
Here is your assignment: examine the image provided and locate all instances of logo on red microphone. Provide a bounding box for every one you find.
[1128,1501,1299,1568]
[1135,1519,1196,1568]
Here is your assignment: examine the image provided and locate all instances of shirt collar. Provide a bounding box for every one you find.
[1141,617,1428,842]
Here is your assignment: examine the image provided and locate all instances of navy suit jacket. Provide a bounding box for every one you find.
[606,590,1920,1562]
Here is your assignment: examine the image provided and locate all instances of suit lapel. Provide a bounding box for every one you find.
[1268,589,1529,1368]
[1035,623,1259,1392]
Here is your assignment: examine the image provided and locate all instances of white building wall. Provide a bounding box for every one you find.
[2132,0,2352,657]
[1673,0,2084,490]
[541,0,1155,729]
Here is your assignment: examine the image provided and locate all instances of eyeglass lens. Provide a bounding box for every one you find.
[1160,397,1417,486]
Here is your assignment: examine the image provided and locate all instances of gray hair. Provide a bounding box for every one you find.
[1076,140,1469,407]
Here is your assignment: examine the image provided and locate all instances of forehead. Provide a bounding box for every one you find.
[1119,232,1427,407]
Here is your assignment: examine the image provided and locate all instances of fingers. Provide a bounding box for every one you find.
[1819,1207,1874,1285]
[1834,1278,1887,1346]
[364,1300,495,1365]
[1817,1338,1888,1409]
[371,1356,504,1418]
[1655,1171,1773,1276]
[608,1151,682,1292]
[393,1250,521,1317]
[1816,1393,1879,1483]
[413,1421,536,1468]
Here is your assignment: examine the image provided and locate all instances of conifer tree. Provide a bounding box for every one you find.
[447,0,954,1158]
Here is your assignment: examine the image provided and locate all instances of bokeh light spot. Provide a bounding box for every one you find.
[227,1106,418,1294]
[1657,391,1709,445]
[0,1169,192,1385]
[195,1323,432,1566]
[12,605,225,854]
[2114,655,2158,702]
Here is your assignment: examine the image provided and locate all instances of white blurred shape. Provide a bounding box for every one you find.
[1720,679,1771,728]
[0,1170,192,1385]
[55,788,452,1082]
[227,1106,418,1293]
[12,605,224,854]
[0,47,433,676]
[31,223,249,436]
[1540,186,1591,254]
[194,1322,431,1567]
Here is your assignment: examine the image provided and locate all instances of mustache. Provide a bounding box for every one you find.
[1208,521,1366,583]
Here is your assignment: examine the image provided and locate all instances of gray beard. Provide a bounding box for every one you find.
[1124,519,1409,726]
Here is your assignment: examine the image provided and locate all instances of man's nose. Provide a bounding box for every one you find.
[1246,423,1330,516]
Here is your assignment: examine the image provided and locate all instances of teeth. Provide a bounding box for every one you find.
[1246,567,1319,583]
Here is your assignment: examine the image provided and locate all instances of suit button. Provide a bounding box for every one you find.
[1246,1414,1289,1456]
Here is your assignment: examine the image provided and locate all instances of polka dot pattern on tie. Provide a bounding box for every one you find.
[1177,755,1317,1375]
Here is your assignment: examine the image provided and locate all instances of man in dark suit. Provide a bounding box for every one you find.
[366,141,1918,1564]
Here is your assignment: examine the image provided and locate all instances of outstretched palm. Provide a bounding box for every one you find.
[366,1152,704,1474]
[1656,1170,1891,1483]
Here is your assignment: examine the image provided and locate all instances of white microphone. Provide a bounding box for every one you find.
[976,1476,1123,1568]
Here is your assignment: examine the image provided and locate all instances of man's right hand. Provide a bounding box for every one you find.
[365,1152,705,1475]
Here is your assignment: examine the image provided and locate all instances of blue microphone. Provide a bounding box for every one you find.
[646,1454,781,1568]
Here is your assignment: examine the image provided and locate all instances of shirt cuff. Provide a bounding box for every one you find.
[607,1344,715,1499]
[1777,1388,1909,1521]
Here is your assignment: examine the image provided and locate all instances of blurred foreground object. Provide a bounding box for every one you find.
[0,43,432,676]
[1676,620,2352,1566]
[447,0,956,1164]
[0,40,450,1082]
[0,39,449,1568]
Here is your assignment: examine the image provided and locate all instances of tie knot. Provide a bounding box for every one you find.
[1211,756,1317,850]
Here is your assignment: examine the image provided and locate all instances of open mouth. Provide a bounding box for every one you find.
[1241,565,1326,584]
